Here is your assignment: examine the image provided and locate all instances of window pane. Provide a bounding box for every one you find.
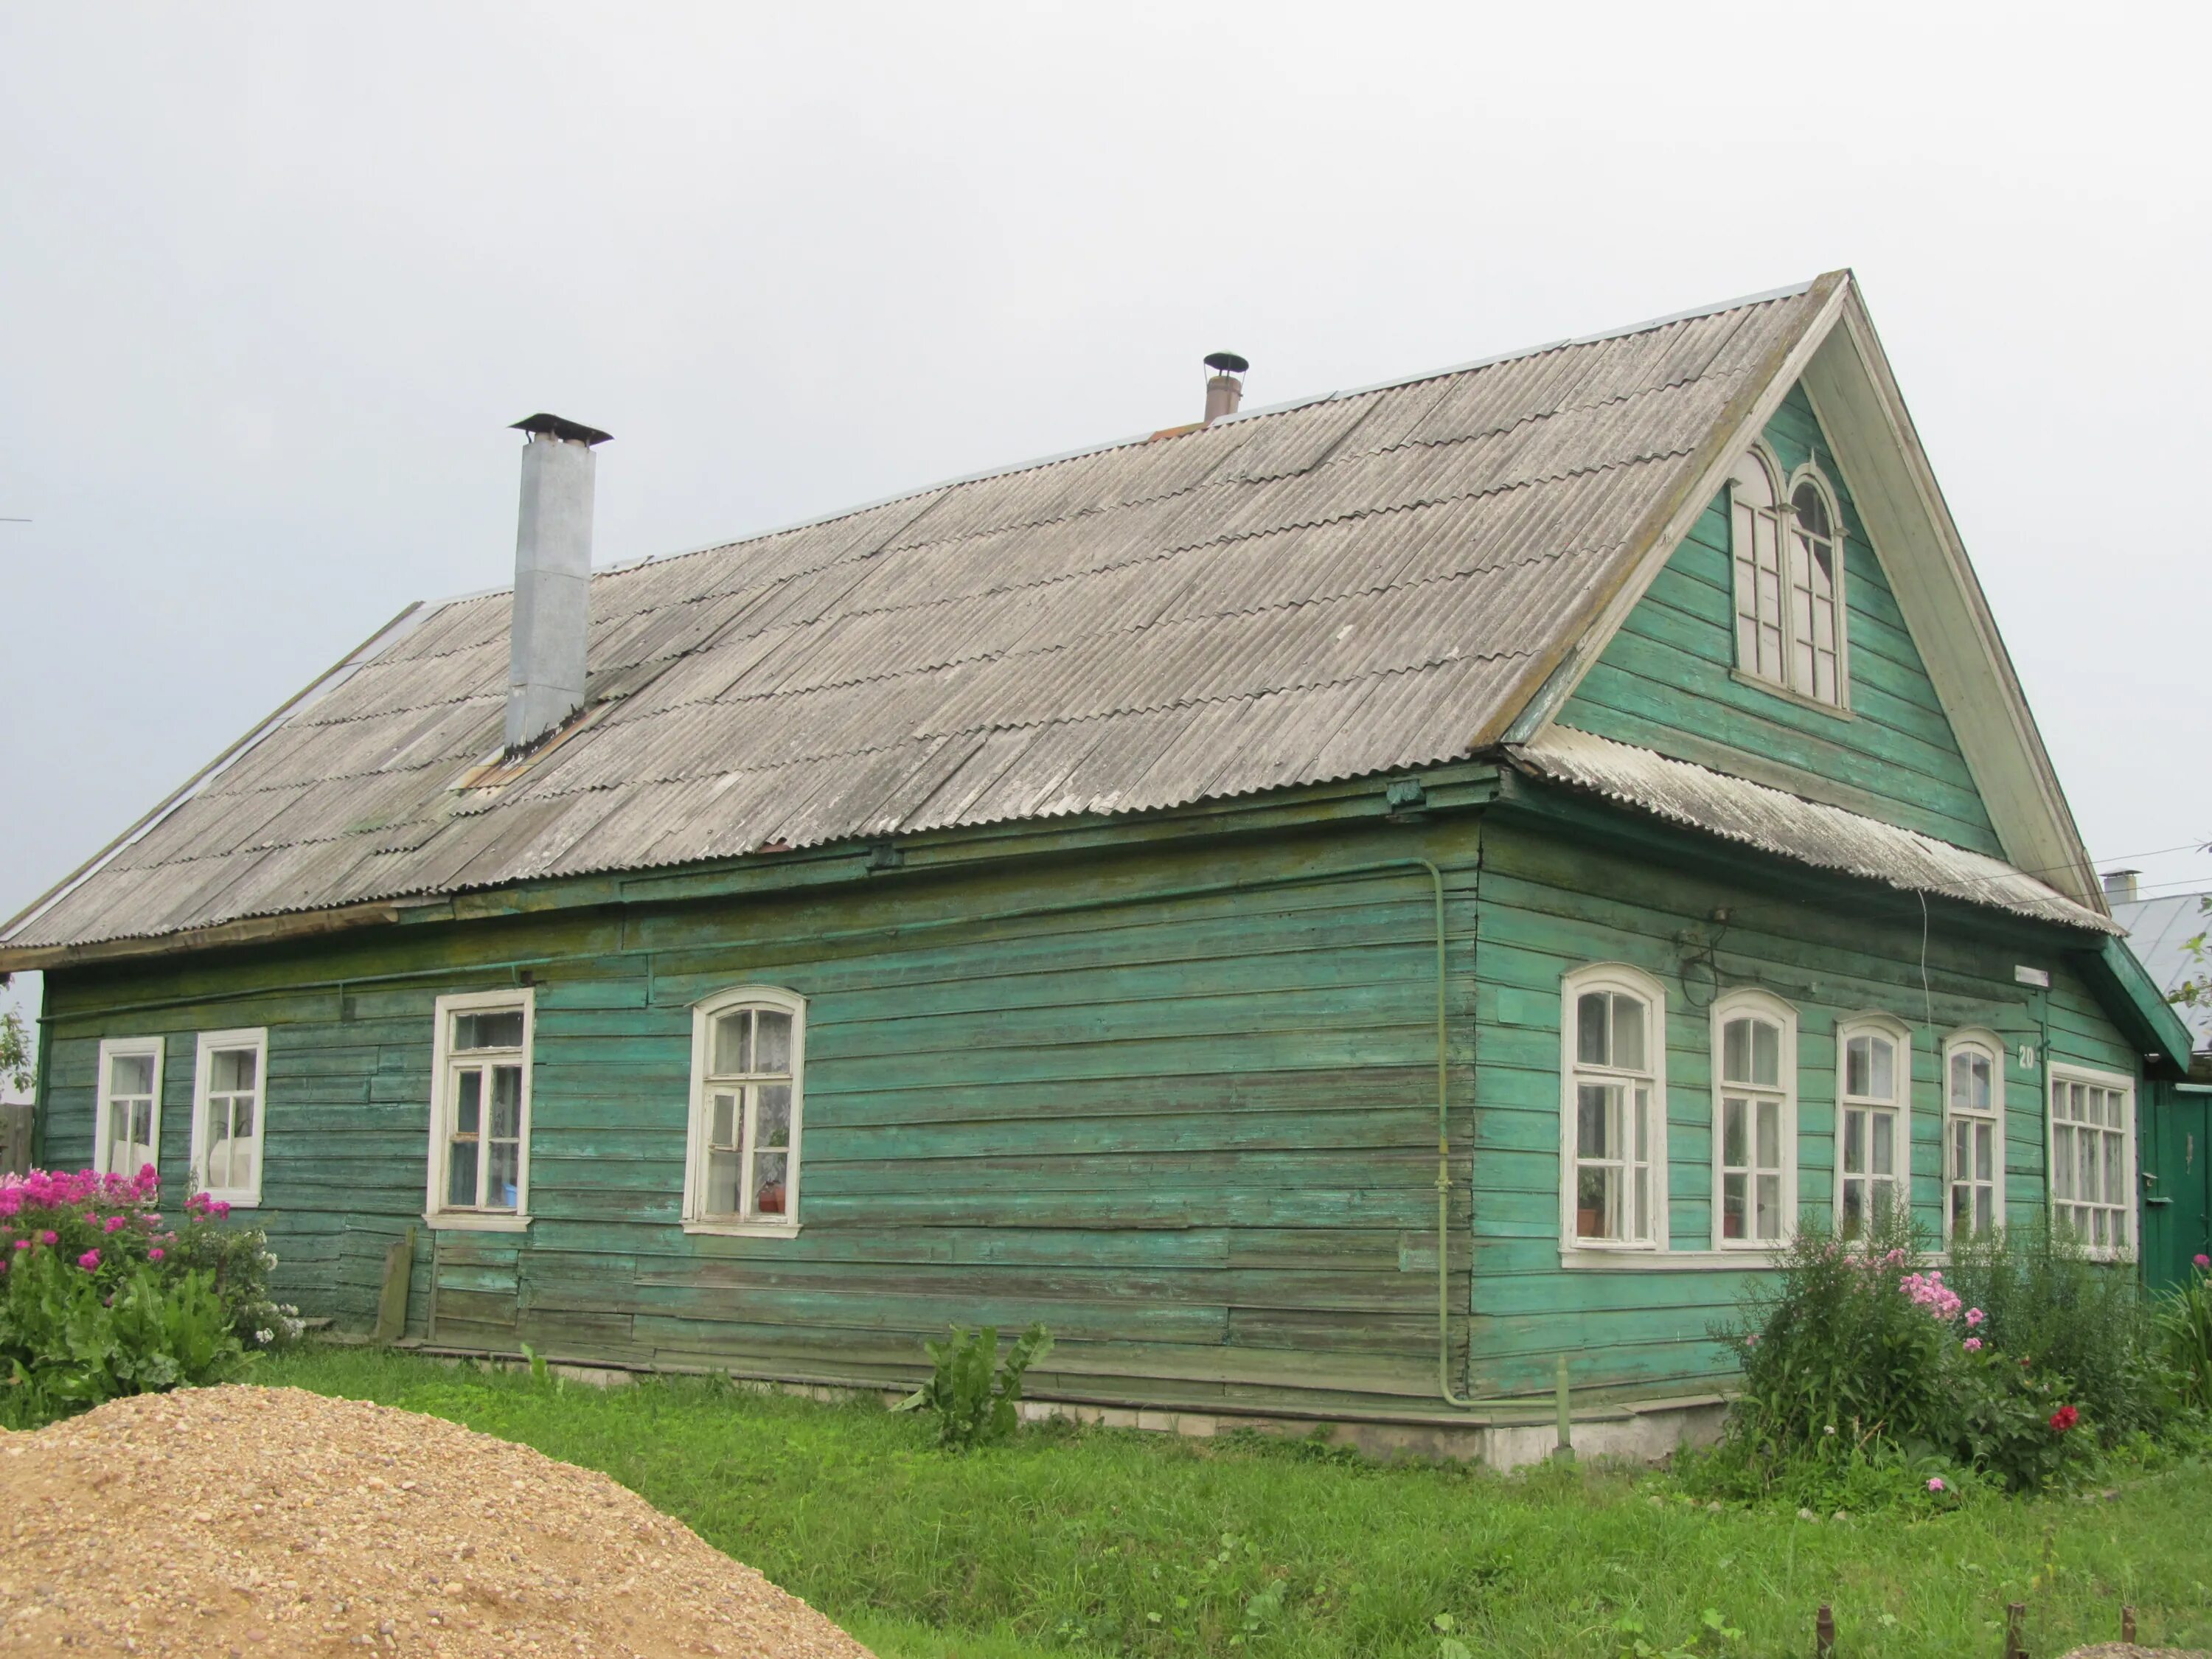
[755,1011,793,1074]
[1756,1173,1781,1240]
[1950,1181,1971,1236]
[1842,1107,1865,1174]
[110,1053,154,1097]
[1579,1084,1612,1158]
[1576,994,1607,1066]
[1840,1178,1864,1239]
[486,1141,519,1211]
[446,1141,479,1208]
[2104,1135,2124,1206]
[757,1084,792,1150]
[489,1065,524,1138]
[2053,1126,2074,1199]
[712,1009,751,1076]
[1871,1110,1893,1177]
[1611,996,1645,1072]
[1974,1121,1993,1182]
[1868,1037,1893,1100]
[705,1149,742,1215]
[1577,1166,1615,1239]
[232,1094,254,1138]
[709,1090,740,1150]
[1722,1019,1750,1085]
[210,1047,257,1093]
[1633,1087,1649,1163]
[454,1009,525,1051]
[1732,453,1775,508]
[1974,1185,1992,1235]
[206,1111,231,1186]
[1755,1099,1780,1168]
[1792,483,1831,538]
[1970,1053,1992,1110]
[1722,1098,1746,1167]
[1722,1172,1746,1239]
[455,1068,483,1135]
[1632,1162,1649,1241]
[753,1151,789,1217]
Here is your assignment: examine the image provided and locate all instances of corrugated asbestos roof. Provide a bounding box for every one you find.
[2110,893,2212,1049]
[13,282,1860,952]
[1510,728,2117,934]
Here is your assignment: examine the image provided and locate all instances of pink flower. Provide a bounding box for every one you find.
[10,1240,26,1252]
[2196,1253,2211,1272]
[1927,1477,1946,1492]
[102,1216,127,1234]
[1964,1337,1983,1352]
[147,1248,165,1262]
[76,1249,100,1272]
[209,1200,230,1219]
[38,1230,57,1247]
[1965,1307,1985,1328]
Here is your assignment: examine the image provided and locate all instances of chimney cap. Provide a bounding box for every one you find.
[1203,352,1249,376]
[511,413,613,447]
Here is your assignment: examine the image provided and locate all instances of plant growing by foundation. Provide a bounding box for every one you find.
[894,1322,1053,1450]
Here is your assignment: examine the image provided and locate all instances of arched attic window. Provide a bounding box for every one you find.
[1728,446,1848,709]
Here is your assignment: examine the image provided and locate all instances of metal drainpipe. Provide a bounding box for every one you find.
[1396,856,1478,1409]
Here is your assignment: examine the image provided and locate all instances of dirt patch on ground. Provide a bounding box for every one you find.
[0,1385,873,1657]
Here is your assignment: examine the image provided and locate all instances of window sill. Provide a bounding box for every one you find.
[1559,1246,1784,1271]
[681,1220,804,1239]
[1728,667,1854,721]
[423,1211,532,1234]
[198,1194,262,1211]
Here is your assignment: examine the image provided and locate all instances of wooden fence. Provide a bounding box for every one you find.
[0,1103,31,1176]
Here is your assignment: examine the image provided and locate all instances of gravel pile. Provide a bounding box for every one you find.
[0,1385,874,1658]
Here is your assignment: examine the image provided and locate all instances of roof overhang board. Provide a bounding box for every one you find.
[1505,272,2103,915]
[2071,936,2195,1079]
[1797,289,2101,911]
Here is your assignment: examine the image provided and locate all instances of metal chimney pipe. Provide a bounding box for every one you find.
[504,413,611,752]
[1203,352,1248,424]
[2102,869,2141,903]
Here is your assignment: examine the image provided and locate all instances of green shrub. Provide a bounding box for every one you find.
[894,1323,1053,1450]
[1703,1217,2093,1497]
[0,1164,291,1427]
[0,1248,251,1427]
[1947,1220,2169,1439]
[2163,1254,2212,1413]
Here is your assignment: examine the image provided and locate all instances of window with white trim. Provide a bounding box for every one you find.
[2049,1066,2134,1259]
[191,1029,267,1206]
[1711,990,1795,1247]
[1943,1031,2003,1240]
[684,987,805,1232]
[1835,1016,1910,1240]
[94,1037,163,1179]
[1562,965,1666,1248]
[1729,445,1847,708]
[426,990,533,1226]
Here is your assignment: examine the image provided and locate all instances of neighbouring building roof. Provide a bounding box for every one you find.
[0,271,2109,961]
[1509,728,2116,933]
[2111,891,2212,1051]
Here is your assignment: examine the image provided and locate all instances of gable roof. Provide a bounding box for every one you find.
[0,272,2105,964]
[2111,891,2212,1052]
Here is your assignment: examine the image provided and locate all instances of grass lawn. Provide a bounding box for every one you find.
[264,1348,2211,1659]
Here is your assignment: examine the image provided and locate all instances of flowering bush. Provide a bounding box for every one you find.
[1947,1219,2168,1439]
[0,1166,301,1427]
[1696,1217,2091,1498]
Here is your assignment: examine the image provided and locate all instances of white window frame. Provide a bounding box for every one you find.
[1942,1029,2005,1243]
[189,1028,268,1208]
[1728,443,1850,712]
[424,988,535,1233]
[1559,964,1669,1256]
[1834,1013,1911,1241]
[2047,1062,2135,1262]
[1708,988,1798,1252]
[683,986,807,1237]
[93,1036,164,1180]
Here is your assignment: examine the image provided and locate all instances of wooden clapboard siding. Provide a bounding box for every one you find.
[38,819,1480,1413]
[1559,384,2006,858]
[1468,810,2132,1400]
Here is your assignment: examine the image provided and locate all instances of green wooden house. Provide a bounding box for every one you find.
[4,270,2188,1459]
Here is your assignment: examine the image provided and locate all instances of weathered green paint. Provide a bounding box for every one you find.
[2141,1082,2211,1292]
[1559,385,2006,857]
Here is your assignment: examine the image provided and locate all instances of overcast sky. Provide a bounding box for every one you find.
[3,1,2208,1054]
